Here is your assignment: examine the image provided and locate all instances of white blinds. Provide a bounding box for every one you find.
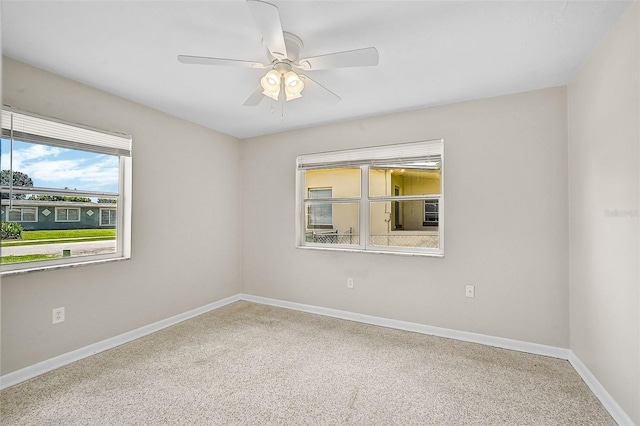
[1,106,131,157]
[297,139,442,170]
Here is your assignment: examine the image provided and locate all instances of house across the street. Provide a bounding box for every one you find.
[1,199,117,230]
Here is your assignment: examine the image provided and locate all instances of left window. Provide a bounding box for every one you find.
[6,206,37,222]
[1,107,132,274]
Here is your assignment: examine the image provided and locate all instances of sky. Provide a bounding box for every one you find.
[0,139,119,193]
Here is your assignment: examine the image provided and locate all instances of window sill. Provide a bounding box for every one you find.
[0,255,131,276]
[297,245,444,258]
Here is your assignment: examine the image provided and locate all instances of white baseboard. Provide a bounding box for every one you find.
[239,294,570,359]
[1,293,633,426]
[239,294,634,426]
[568,352,635,426]
[0,294,240,390]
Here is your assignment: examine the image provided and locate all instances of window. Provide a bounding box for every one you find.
[6,206,38,222]
[100,208,117,226]
[423,200,439,226]
[307,188,333,228]
[1,107,132,274]
[296,140,443,256]
[55,207,81,222]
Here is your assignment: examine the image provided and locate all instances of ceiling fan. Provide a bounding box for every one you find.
[177,0,379,106]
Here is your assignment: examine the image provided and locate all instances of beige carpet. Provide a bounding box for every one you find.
[0,301,615,425]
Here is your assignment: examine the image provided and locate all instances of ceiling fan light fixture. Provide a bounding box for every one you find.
[284,71,304,101]
[261,69,281,100]
[179,0,379,108]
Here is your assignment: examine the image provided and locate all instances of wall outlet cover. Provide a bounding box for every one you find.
[465,285,475,298]
[52,307,65,324]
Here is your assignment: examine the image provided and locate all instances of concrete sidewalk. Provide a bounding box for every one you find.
[1,240,116,257]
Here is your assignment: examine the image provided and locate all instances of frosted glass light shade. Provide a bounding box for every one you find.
[284,71,304,101]
[261,70,281,100]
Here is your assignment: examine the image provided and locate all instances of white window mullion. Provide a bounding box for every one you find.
[118,155,131,258]
[438,146,445,254]
[295,166,305,246]
[361,165,369,250]
[438,196,444,254]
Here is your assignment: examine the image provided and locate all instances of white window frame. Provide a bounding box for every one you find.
[55,207,81,222]
[1,106,132,275]
[99,208,117,226]
[296,140,444,257]
[6,206,38,222]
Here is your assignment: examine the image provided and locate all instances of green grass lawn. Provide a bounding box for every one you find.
[1,254,62,264]
[21,229,116,240]
[1,229,116,247]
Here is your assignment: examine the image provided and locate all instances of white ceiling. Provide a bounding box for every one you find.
[1,0,631,139]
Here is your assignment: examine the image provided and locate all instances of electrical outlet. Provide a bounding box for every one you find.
[52,307,65,324]
[465,285,475,298]
[347,277,354,289]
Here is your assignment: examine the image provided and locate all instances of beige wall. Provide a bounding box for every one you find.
[568,2,639,423]
[1,10,636,419]
[242,86,569,348]
[0,58,243,374]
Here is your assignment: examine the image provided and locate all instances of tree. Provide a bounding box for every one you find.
[1,170,33,199]
[27,194,63,201]
[63,196,92,202]
[29,194,92,202]
[98,198,117,204]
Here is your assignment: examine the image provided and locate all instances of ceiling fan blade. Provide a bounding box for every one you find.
[300,74,341,105]
[178,55,266,68]
[298,47,379,70]
[246,0,287,59]
[243,85,265,106]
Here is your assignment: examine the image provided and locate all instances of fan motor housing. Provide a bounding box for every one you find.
[267,31,304,63]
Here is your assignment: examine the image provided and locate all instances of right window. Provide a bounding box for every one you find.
[296,140,444,256]
[100,208,117,226]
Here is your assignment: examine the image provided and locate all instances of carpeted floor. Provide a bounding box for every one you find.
[0,301,615,425]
